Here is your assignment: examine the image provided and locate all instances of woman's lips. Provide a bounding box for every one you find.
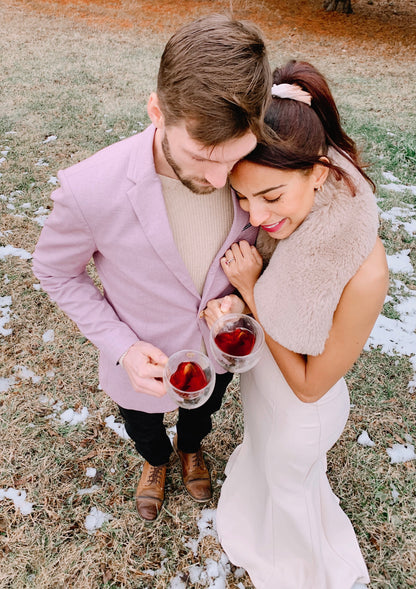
[261,218,287,233]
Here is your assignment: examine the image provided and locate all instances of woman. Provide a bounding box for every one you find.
[203,61,389,589]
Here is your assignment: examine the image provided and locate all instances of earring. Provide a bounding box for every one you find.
[314,185,322,192]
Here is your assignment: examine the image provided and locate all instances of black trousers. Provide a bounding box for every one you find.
[118,372,233,466]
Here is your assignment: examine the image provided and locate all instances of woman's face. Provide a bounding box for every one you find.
[230,160,326,240]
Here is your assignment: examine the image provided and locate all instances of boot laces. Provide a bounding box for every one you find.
[147,465,165,485]
[191,449,205,470]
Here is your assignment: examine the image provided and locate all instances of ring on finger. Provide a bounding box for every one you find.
[225,257,236,266]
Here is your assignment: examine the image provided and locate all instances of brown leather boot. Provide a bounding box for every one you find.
[173,435,212,502]
[135,461,167,521]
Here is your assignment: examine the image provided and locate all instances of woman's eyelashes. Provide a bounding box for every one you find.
[233,189,246,201]
[232,187,282,204]
[264,194,281,203]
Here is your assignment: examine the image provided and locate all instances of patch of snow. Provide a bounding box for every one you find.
[387,443,416,464]
[365,282,416,390]
[33,206,50,226]
[0,488,33,515]
[47,400,64,418]
[14,365,41,384]
[380,182,416,196]
[77,485,100,496]
[175,552,231,588]
[166,425,177,444]
[0,376,16,392]
[104,415,130,440]
[86,467,97,478]
[35,158,49,167]
[84,506,113,534]
[42,329,55,343]
[234,568,245,579]
[380,206,416,236]
[382,171,400,182]
[390,483,399,503]
[60,407,89,425]
[0,295,12,336]
[357,431,375,447]
[169,575,187,589]
[386,250,414,275]
[0,245,32,260]
[142,557,168,577]
[42,135,57,144]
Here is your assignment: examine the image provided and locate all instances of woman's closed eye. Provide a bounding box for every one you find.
[264,194,282,203]
[232,186,282,204]
[232,188,246,201]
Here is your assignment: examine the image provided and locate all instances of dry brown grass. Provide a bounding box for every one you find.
[1,0,415,587]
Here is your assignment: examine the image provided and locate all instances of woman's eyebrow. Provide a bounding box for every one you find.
[253,184,285,197]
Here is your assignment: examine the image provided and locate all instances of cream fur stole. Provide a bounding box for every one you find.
[254,149,379,356]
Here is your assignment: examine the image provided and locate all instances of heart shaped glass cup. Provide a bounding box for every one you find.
[163,350,216,409]
[209,313,265,373]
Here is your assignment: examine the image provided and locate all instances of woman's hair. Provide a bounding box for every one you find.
[157,13,272,146]
[245,60,375,193]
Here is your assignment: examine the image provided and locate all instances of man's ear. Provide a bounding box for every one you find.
[147,93,164,128]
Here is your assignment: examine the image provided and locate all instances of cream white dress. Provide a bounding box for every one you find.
[216,347,370,589]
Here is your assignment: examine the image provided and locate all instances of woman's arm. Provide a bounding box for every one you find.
[224,238,389,403]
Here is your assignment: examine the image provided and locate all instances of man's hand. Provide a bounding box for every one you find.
[202,294,246,329]
[122,341,168,397]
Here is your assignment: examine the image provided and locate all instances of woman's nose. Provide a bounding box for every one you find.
[249,203,270,227]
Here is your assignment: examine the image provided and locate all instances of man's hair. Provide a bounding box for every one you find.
[157,13,271,145]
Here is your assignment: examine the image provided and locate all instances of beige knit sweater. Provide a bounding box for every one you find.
[254,149,379,356]
[159,175,233,294]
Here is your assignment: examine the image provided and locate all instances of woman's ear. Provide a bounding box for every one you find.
[147,93,165,129]
[312,158,330,190]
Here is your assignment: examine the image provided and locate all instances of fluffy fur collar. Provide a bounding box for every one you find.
[254,149,379,356]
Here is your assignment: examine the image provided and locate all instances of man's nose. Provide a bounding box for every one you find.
[205,164,229,189]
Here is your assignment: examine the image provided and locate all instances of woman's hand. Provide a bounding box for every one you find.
[221,241,263,300]
[202,294,246,329]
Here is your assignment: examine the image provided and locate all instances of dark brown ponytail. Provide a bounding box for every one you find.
[246,61,375,194]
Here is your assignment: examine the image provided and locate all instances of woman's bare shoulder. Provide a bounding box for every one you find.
[349,237,389,296]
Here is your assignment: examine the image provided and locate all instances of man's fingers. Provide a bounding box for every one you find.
[132,377,166,397]
[220,295,233,313]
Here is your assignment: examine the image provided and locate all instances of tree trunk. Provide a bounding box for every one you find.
[323,0,353,13]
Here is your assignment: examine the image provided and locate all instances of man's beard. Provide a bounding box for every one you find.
[161,134,216,195]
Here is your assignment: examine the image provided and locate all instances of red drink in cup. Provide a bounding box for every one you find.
[170,361,208,394]
[164,350,216,409]
[210,314,265,373]
[214,327,255,357]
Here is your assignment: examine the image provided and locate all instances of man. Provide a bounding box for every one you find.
[32,13,271,521]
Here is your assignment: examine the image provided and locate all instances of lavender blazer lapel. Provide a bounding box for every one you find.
[125,126,199,298]
[202,193,257,299]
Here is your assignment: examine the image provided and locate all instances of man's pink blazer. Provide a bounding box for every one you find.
[33,125,257,412]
